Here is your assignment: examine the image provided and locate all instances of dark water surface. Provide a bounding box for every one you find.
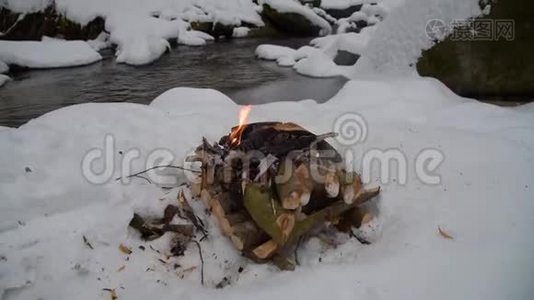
[0,38,347,127]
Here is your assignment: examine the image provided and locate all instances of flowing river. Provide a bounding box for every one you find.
[0,37,347,127]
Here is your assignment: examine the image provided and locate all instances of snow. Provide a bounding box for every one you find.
[232,27,250,38]
[255,44,297,61]
[261,0,332,35]
[1,78,534,299]
[0,74,10,87]
[0,61,8,74]
[0,40,102,69]
[87,32,111,51]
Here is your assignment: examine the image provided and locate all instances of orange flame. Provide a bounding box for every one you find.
[230,105,252,146]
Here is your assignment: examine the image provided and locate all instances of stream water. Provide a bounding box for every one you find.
[0,37,347,127]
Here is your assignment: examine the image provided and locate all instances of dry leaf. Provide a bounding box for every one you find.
[116,265,126,272]
[438,226,454,239]
[119,244,132,255]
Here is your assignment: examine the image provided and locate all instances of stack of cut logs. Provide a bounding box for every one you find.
[192,122,380,270]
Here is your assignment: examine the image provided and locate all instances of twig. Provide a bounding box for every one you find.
[132,174,152,184]
[192,240,204,286]
[115,165,201,181]
[350,230,371,245]
[83,235,94,249]
[294,236,303,266]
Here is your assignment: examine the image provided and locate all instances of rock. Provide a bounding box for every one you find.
[333,50,359,66]
[262,4,323,36]
[323,4,363,19]
[190,22,235,40]
[0,7,104,41]
[299,0,322,8]
[417,0,534,101]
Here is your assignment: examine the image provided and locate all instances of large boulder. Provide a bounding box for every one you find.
[323,5,363,19]
[417,0,534,100]
[0,7,104,41]
[262,4,323,36]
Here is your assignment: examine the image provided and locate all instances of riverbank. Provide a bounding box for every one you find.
[0,37,347,127]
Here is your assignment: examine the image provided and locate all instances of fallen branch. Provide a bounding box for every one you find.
[115,165,201,182]
[192,240,204,286]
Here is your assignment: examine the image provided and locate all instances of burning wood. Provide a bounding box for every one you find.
[191,107,380,269]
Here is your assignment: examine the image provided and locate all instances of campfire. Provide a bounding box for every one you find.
[189,106,380,269]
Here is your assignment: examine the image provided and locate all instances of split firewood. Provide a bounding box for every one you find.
[201,188,265,251]
[281,186,380,253]
[243,183,296,245]
[230,221,266,251]
[341,171,363,204]
[276,162,314,209]
[252,239,279,259]
[245,183,380,257]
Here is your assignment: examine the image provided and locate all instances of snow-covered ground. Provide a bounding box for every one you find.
[1,77,533,299]
[1,0,533,299]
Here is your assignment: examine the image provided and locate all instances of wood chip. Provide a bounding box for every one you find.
[119,244,132,255]
[116,265,126,272]
[438,226,454,239]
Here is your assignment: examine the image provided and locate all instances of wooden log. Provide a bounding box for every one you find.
[243,183,296,245]
[252,239,279,259]
[230,221,266,251]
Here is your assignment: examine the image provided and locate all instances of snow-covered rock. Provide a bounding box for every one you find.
[232,27,250,38]
[0,40,102,69]
[262,0,332,36]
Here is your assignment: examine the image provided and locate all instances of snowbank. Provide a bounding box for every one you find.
[352,0,483,74]
[1,79,533,299]
[0,40,102,69]
[255,32,372,77]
